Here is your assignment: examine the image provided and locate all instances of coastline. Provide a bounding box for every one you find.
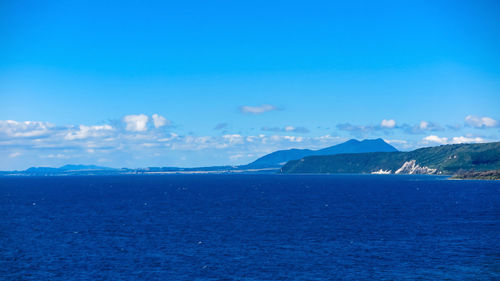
[449,170,500,180]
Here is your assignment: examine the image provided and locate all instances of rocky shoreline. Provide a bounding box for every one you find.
[451,170,500,180]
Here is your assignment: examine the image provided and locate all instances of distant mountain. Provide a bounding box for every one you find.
[58,164,115,171]
[245,138,398,168]
[281,142,500,175]
[24,167,62,173]
[316,139,398,155]
[24,164,115,175]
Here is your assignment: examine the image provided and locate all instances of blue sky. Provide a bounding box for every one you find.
[1,0,499,170]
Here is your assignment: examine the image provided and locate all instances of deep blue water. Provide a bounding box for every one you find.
[0,174,499,280]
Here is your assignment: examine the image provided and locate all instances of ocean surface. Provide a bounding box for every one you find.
[0,174,499,280]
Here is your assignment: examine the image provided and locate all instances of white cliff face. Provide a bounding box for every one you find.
[395,160,437,175]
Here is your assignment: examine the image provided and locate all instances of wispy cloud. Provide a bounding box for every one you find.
[261,126,309,133]
[401,121,444,134]
[0,120,55,138]
[239,104,280,114]
[337,119,398,136]
[65,125,113,140]
[339,119,450,137]
[336,123,373,133]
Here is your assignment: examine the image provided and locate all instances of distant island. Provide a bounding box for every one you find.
[1,139,499,179]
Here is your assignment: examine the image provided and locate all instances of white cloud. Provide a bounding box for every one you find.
[223,134,244,145]
[0,120,54,138]
[384,139,407,145]
[381,119,396,128]
[239,104,279,114]
[123,114,149,132]
[423,135,487,145]
[283,135,304,142]
[451,136,486,144]
[65,125,113,140]
[152,114,170,128]
[465,115,498,128]
[383,139,415,150]
[423,135,448,144]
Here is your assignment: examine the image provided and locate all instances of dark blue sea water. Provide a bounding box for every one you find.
[0,174,499,280]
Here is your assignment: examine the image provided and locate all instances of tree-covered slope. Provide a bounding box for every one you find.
[281,142,500,174]
[406,142,500,172]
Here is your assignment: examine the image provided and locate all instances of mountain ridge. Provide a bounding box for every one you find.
[245,138,398,168]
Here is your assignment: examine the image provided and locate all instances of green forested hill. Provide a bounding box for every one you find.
[281,142,500,174]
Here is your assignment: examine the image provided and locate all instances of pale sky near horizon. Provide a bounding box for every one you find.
[1,0,499,170]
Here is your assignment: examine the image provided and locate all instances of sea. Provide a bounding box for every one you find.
[0,174,499,280]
